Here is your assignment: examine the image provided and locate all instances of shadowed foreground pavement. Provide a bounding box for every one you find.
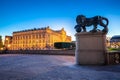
[0,54,120,80]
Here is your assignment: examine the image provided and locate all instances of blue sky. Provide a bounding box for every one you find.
[0,0,120,40]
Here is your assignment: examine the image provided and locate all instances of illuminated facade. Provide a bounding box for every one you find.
[11,27,71,50]
[106,37,111,48]
[4,36,12,50]
[110,35,120,48]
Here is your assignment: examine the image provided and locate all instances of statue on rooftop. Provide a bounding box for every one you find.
[74,15,109,33]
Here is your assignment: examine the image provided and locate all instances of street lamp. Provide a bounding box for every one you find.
[8,44,11,47]
[0,48,3,50]
[6,38,8,41]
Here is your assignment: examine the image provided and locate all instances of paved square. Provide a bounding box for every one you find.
[0,54,120,80]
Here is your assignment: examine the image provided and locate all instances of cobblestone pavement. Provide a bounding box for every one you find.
[0,54,120,80]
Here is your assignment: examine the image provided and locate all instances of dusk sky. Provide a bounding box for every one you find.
[0,0,120,40]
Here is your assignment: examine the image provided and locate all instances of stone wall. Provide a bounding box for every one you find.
[0,50,75,56]
[0,50,120,65]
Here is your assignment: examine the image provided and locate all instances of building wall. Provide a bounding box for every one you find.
[106,37,111,48]
[110,35,120,48]
[11,27,71,50]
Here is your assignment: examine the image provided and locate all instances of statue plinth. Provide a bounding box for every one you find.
[75,32,107,65]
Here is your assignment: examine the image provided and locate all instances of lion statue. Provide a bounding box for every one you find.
[74,15,109,33]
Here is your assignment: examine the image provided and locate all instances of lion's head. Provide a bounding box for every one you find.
[76,15,86,26]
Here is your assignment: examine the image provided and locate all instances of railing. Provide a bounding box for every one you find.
[107,51,120,64]
[0,50,75,56]
[0,50,120,64]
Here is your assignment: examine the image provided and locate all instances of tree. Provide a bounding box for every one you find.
[54,42,71,49]
[0,36,3,49]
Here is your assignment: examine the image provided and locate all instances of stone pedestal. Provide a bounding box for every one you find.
[75,32,107,65]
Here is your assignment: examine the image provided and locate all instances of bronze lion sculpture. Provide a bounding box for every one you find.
[74,15,109,33]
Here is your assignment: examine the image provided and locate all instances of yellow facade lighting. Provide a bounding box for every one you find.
[8,44,11,47]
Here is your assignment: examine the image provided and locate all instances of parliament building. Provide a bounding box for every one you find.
[7,26,71,50]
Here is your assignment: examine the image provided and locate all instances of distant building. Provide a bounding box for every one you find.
[10,26,71,50]
[110,35,120,48]
[106,37,111,48]
[4,36,12,50]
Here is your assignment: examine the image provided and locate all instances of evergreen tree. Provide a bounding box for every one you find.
[0,35,3,48]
